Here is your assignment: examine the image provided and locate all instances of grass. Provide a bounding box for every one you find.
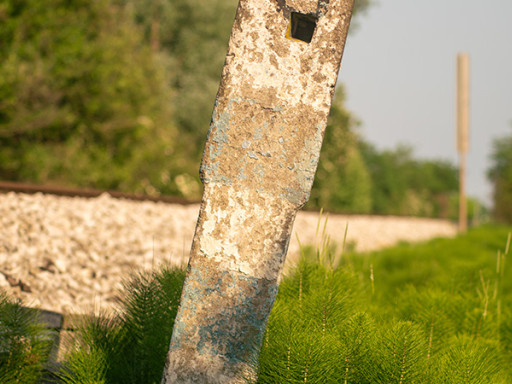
[55,265,186,384]
[0,291,52,383]
[1,224,511,383]
[257,224,512,383]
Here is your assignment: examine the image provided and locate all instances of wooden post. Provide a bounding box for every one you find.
[457,53,469,233]
[161,0,354,382]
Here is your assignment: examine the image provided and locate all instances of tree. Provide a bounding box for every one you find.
[488,128,512,223]
[124,0,375,161]
[0,0,374,201]
[0,0,190,196]
[359,142,458,217]
[308,88,372,213]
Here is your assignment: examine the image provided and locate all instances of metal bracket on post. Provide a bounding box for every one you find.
[162,0,354,382]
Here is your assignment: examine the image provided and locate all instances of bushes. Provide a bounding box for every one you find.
[488,130,512,224]
[0,0,192,197]
[1,0,463,215]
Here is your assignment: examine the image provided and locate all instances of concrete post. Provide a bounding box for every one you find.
[161,0,354,382]
[457,53,469,233]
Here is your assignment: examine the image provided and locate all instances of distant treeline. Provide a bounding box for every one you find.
[0,0,468,218]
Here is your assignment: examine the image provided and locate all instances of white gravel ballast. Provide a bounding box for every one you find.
[0,192,457,314]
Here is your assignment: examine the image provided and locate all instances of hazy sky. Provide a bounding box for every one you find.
[339,0,512,205]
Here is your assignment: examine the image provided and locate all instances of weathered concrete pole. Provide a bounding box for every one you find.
[457,53,469,233]
[162,0,354,382]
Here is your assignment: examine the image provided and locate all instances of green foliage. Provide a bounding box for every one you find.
[356,225,512,382]
[0,0,460,218]
[309,90,373,214]
[0,291,52,384]
[120,0,240,165]
[258,258,376,383]
[374,321,428,383]
[22,224,508,383]
[354,226,512,302]
[57,265,186,384]
[488,128,512,223]
[0,0,192,197]
[257,225,512,383]
[124,0,375,161]
[1,0,464,215]
[1,0,378,203]
[359,141,459,217]
[58,340,108,384]
[440,335,504,384]
[311,93,459,217]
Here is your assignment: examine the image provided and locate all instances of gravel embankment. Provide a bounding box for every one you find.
[1,192,457,314]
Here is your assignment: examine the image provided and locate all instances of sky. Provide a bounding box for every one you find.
[339,0,512,205]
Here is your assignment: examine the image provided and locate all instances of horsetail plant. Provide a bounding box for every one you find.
[0,290,52,383]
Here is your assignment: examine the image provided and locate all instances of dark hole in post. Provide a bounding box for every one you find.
[288,12,317,43]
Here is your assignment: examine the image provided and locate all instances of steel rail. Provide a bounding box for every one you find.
[0,180,197,205]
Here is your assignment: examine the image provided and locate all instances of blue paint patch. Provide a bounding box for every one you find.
[248,151,259,160]
[238,167,248,181]
[200,162,233,185]
[253,127,263,141]
[169,265,214,350]
[192,271,279,364]
[208,143,224,161]
[208,110,231,161]
[253,164,265,181]
[280,186,307,206]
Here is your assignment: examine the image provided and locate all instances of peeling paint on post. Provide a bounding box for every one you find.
[162,0,354,383]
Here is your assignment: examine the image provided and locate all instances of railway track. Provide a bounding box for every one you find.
[1,179,457,316]
[2,182,459,375]
[0,180,197,205]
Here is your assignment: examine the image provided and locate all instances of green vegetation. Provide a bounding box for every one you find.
[259,225,512,383]
[0,0,464,217]
[0,291,52,383]
[3,225,511,382]
[358,143,459,218]
[56,266,185,384]
[309,90,373,214]
[124,0,373,158]
[488,127,512,224]
[0,0,192,197]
